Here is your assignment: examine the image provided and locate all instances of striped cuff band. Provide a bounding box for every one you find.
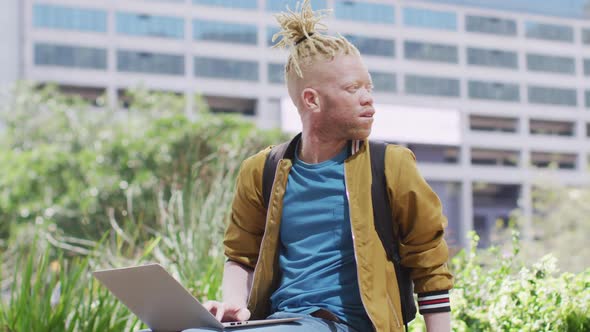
[418,290,451,314]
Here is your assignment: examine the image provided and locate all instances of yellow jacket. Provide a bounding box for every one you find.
[224,138,453,332]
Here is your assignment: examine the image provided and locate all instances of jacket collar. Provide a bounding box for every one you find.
[283,133,366,160]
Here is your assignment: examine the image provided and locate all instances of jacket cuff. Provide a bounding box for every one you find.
[417,290,451,314]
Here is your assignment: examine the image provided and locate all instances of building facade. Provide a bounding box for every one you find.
[3,0,590,248]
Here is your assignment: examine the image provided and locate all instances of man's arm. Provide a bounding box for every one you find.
[424,312,451,332]
[222,260,254,307]
[204,261,254,322]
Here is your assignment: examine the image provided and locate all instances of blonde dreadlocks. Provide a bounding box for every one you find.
[272,0,359,79]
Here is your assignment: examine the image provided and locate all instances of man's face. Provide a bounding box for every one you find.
[310,53,375,141]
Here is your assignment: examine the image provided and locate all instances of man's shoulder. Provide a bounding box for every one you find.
[239,144,286,176]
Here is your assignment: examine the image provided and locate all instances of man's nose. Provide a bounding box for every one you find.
[360,89,373,106]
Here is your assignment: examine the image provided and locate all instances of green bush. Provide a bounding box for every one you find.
[0,83,283,242]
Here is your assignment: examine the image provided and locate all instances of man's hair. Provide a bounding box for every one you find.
[272,0,359,79]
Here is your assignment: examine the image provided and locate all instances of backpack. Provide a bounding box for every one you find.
[261,140,417,328]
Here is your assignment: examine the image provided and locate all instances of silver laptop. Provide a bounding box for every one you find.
[93,263,300,332]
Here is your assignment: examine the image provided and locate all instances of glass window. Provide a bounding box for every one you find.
[33,4,107,32]
[404,41,458,63]
[268,63,285,84]
[530,119,575,136]
[583,28,590,44]
[420,0,589,20]
[584,59,590,76]
[267,26,281,46]
[467,47,518,69]
[525,21,574,43]
[468,80,520,102]
[528,85,577,107]
[408,144,459,164]
[405,74,460,97]
[267,0,327,12]
[531,151,577,169]
[370,71,396,92]
[193,0,257,10]
[344,34,395,57]
[193,20,257,45]
[194,57,258,81]
[471,148,519,167]
[466,15,516,36]
[117,50,184,75]
[334,1,394,24]
[34,43,107,70]
[526,53,576,75]
[116,12,184,39]
[403,7,456,31]
[470,115,518,133]
[586,91,590,108]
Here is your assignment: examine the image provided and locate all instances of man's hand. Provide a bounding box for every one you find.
[203,301,251,322]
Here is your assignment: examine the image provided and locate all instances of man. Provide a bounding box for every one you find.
[203,1,453,331]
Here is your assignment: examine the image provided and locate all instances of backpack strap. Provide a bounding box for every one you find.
[369,141,416,328]
[262,142,290,209]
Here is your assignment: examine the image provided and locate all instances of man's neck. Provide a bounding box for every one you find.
[298,132,348,164]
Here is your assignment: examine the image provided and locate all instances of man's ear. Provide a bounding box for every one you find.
[301,88,320,111]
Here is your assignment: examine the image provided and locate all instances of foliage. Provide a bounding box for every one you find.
[0,83,282,243]
[1,84,588,331]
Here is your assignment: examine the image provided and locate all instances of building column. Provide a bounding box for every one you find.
[256,97,281,130]
[520,181,533,241]
[461,179,474,249]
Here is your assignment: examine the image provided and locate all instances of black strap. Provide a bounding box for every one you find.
[262,142,289,209]
[369,141,416,328]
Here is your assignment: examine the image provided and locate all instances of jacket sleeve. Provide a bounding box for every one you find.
[223,148,270,269]
[386,145,454,314]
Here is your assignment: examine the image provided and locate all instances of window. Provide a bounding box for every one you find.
[117,50,184,75]
[408,144,459,164]
[116,12,184,39]
[267,0,327,12]
[585,90,590,108]
[34,43,107,70]
[334,1,394,24]
[268,63,285,84]
[471,148,519,167]
[584,59,590,76]
[403,7,456,31]
[194,57,258,81]
[525,21,574,43]
[344,35,395,57]
[419,0,588,20]
[470,115,518,133]
[531,151,577,169]
[526,53,576,75]
[193,20,257,45]
[404,41,458,63]
[405,75,460,97]
[583,28,590,44]
[467,47,518,69]
[369,71,396,92]
[466,15,516,36]
[33,4,107,32]
[193,0,257,10]
[528,85,577,107]
[468,81,520,102]
[530,119,575,136]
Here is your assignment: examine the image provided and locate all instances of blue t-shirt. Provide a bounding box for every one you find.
[270,147,372,332]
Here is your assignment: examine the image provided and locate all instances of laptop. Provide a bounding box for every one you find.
[93,263,301,331]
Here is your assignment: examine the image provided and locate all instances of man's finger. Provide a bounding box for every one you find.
[215,303,225,322]
[235,308,251,322]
